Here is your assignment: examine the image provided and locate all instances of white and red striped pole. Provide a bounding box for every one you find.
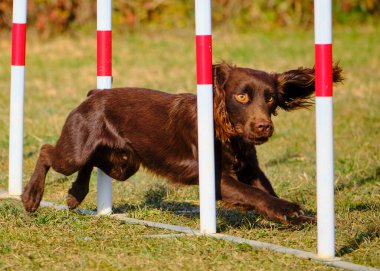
[9,0,27,196]
[195,0,217,234]
[96,0,113,215]
[314,0,335,258]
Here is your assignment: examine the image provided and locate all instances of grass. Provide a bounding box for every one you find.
[0,24,379,270]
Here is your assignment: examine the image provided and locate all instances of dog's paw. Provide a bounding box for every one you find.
[67,194,81,210]
[290,215,317,225]
[67,185,89,210]
[21,186,43,213]
[266,198,315,225]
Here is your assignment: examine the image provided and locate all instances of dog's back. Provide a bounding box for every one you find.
[80,87,200,183]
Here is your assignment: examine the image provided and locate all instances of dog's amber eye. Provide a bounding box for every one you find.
[266,97,274,103]
[234,93,249,104]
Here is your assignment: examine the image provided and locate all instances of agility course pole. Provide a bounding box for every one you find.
[96,0,113,215]
[314,0,335,258]
[195,0,217,234]
[9,0,27,196]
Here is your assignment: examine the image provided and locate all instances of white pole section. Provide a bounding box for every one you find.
[314,0,335,259]
[195,0,217,234]
[9,0,27,196]
[96,0,113,215]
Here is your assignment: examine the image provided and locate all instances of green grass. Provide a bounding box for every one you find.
[0,24,379,270]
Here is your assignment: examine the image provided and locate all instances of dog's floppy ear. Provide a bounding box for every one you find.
[213,62,233,89]
[212,62,236,142]
[276,63,343,111]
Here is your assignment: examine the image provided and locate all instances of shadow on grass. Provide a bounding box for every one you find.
[337,225,380,257]
[113,185,316,232]
[113,184,198,214]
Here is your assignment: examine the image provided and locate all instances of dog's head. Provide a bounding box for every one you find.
[213,62,343,144]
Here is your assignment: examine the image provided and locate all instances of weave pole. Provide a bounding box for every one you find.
[9,0,27,196]
[314,0,335,258]
[195,0,217,233]
[96,0,113,215]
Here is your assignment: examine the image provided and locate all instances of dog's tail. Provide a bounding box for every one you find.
[87,89,102,97]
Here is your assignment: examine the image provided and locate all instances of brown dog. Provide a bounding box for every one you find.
[22,62,343,224]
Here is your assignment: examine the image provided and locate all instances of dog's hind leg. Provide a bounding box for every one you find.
[22,144,54,212]
[67,163,93,209]
[22,105,104,212]
[22,137,94,212]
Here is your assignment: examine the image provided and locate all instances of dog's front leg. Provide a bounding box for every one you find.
[219,173,315,224]
[236,164,278,198]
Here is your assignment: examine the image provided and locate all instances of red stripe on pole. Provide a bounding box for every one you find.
[11,23,26,66]
[97,30,112,76]
[315,44,333,97]
[196,35,212,85]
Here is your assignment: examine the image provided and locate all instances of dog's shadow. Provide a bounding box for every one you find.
[112,185,314,231]
[113,185,198,214]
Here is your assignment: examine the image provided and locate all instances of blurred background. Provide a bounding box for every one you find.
[1,0,379,37]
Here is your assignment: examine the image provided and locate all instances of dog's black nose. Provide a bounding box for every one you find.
[255,120,273,134]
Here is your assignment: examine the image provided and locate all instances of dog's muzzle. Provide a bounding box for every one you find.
[249,120,274,145]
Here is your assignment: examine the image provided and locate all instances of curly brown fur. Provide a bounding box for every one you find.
[213,63,237,142]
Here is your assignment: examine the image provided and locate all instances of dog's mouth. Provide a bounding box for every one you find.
[252,136,269,145]
[235,125,272,145]
[245,134,270,145]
